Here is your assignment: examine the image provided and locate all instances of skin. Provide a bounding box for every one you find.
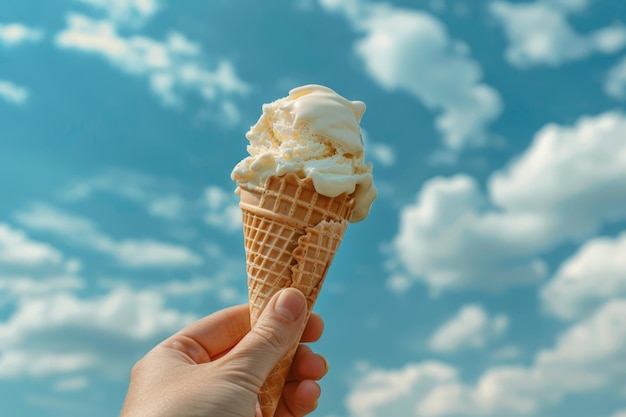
[120,288,327,417]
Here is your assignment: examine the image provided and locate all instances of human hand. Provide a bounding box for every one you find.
[120,288,327,417]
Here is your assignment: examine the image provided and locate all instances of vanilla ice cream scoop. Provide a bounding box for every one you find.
[231,84,376,222]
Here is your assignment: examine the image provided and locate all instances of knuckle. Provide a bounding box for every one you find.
[254,320,291,352]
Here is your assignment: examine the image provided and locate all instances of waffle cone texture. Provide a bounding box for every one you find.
[238,173,355,417]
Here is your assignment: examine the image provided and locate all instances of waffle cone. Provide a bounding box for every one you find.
[239,173,354,417]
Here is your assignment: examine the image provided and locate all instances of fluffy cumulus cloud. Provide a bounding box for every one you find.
[489,111,626,239]
[429,304,508,353]
[16,204,202,268]
[55,13,249,112]
[605,55,626,100]
[345,299,626,417]
[345,362,458,417]
[0,80,29,105]
[420,299,626,416]
[389,174,548,293]
[319,0,502,150]
[540,232,626,320]
[490,0,626,68]
[0,23,43,47]
[389,111,626,293]
[0,287,195,379]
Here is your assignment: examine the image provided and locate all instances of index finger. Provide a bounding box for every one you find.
[160,304,250,363]
[160,305,324,364]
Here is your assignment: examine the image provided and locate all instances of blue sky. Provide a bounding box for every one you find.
[1,0,626,416]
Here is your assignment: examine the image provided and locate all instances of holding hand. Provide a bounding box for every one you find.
[120,288,327,417]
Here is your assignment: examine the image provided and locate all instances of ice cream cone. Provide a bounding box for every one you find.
[239,172,354,417]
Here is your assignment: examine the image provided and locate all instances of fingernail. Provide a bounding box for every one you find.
[275,288,305,321]
[318,354,329,375]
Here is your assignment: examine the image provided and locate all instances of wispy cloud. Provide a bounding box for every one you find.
[62,170,188,220]
[605,55,626,100]
[16,204,202,268]
[203,186,242,233]
[147,275,244,304]
[319,0,502,150]
[0,23,43,47]
[0,276,84,300]
[0,80,29,105]
[61,170,242,234]
[490,0,626,68]
[429,304,508,353]
[53,376,90,392]
[389,111,626,294]
[363,130,396,167]
[70,0,162,27]
[0,223,63,266]
[55,13,249,113]
[0,224,85,308]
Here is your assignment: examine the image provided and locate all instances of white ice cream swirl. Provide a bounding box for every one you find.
[231,84,376,222]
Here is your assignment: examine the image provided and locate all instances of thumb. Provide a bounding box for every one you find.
[227,288,307,387]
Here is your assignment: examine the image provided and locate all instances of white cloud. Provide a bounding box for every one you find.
[53,376,90,392]
[0,80,29,105]
[319,0,502,150]
[429,304,508,353]
[345,361,458,417]
[0,223,63,266]
[62,170,242,231]
[16,204,111,245]
[540,232,626,320]
[0,287,195,379]
[420,299,626,416]
[389,111,626,293]
[489,111,626,239]
[0,225,85,308]
[61,170,189,221]
[55,13,249,110]
[489,0,626,68]
[491,345,522,361]
[203,186,242,232]
[0,23,43,47]
[16,204,202,268]
[148,195,186,220]
[610,410,626,417]
[605,55,626,100]
[71,0,161,27]
[148,275,244,304]
[363,130,396,167]
[0,276,84,299]
[389,174,547,294]
[368,142,396,166]
[344,299,626,417]
[544,0,588,13]
[113,239,202,268]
